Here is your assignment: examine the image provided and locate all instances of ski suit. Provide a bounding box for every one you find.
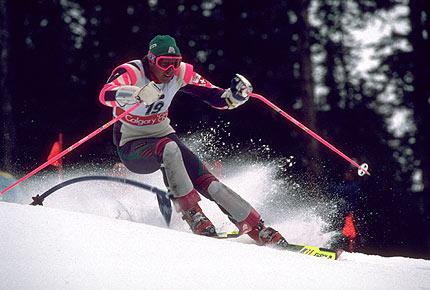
[99,58,260,232]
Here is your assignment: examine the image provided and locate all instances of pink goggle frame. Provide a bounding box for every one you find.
[148,52,182,71]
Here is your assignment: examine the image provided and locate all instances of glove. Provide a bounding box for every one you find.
[221,74,253,109]
[116,81,164,106]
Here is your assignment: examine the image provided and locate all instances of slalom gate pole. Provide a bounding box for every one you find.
[250,93,370,176]
[1,103,141,196]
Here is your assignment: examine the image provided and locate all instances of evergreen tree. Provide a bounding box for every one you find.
[0,0,15,172]
[407,0,430,253]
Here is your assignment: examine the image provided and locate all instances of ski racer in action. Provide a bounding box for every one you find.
[99,34,288,248]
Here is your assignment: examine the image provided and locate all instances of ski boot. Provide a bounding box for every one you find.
[174,189,217,237]
[181,204,217,237]
[247,220,289,248]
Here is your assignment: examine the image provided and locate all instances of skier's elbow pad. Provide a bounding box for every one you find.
[99,88,117,107]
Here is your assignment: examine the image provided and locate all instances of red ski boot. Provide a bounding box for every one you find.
[247,220,289,248]
[181,204,217,236]
[175,189,217,237]
[236,209,288,248]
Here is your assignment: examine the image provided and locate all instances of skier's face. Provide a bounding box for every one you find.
[149,55,182,83]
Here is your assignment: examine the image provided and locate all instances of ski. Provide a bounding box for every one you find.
[214,231,341,260]
[214,230,242,239]
[282,244,341,260]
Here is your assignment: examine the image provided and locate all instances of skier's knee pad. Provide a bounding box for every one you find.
[162,141,184,171]
[159,140,193,197]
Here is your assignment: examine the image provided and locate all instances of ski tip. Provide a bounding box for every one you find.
[335,249,344,260]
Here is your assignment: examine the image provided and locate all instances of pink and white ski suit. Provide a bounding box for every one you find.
[99,58,261,233]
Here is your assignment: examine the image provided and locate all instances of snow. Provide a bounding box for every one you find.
[1,201,429,290]
[1,162,429,289]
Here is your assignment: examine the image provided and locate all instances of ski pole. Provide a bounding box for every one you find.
[250,93,370,176]
[1,103,141,196]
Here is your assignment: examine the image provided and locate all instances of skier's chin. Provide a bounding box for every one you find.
[160,74,174,83]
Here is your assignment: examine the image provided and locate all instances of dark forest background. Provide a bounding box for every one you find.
[1,0,429,258]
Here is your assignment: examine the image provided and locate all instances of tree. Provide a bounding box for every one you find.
[0,0,15,172]
[296,0,320,177]
[309,0,430,256]
[407,0,430,253]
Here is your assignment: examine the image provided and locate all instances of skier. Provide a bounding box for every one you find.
[99,34,288,248]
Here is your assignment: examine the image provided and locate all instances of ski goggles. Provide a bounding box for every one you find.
[148,53,182,71]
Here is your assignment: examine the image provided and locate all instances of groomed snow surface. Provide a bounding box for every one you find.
[1,166,429,289]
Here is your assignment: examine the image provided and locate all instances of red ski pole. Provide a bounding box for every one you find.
[1,103,141,196]
[250,93,370,176]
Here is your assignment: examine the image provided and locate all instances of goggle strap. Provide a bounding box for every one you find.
[147,52,157,63]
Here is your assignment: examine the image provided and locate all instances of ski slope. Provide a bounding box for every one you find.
[1,160,429,290]
[0,201,429,290]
